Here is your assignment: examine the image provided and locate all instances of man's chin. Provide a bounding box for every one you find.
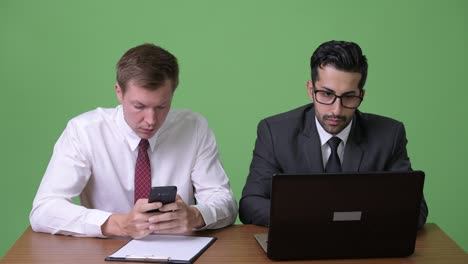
[324,125,344,135]
[137,131,156,139]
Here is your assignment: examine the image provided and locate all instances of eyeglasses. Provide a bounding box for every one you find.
[313,89,363,109]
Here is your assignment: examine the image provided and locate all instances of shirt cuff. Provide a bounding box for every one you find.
[86,209,113,237]
[191,204,214,230]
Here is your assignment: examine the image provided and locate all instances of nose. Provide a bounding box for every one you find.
[144,109,157,126]
[330,97,344,115]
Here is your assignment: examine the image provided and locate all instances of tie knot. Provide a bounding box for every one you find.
[327,137,341,152]
[139,139,149,151]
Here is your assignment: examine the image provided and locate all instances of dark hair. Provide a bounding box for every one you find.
[116,43,179,93]
[310,40,368,89]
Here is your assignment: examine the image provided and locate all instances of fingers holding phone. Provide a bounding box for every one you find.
[147,186,177,213]
[102,198,158,239]
[101,188,178,239]
[148,194,206,233]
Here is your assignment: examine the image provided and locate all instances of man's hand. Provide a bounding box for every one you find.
[147,195,206,233]
[101,199,163,239]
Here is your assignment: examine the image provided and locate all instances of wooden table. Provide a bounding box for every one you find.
[2,223,466,263]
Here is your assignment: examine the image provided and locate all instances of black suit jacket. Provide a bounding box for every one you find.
[239,104,428,228]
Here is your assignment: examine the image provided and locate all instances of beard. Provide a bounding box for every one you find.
[318,114,349,135]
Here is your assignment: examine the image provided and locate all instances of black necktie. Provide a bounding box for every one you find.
[325,137,342,172]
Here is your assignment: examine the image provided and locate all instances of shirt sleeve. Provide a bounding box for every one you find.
[29,120,112,237]
[189,115,238,229]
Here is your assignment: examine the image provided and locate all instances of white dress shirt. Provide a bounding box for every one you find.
[30,105,237,237]
[315,117,353,168]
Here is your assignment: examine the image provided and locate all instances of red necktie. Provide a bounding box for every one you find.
[134,139,151,203]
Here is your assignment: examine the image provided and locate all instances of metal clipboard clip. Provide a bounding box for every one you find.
[125,255,172,262]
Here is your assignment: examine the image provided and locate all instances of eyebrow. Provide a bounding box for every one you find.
[319,86,359,96]
[130,99,171,107]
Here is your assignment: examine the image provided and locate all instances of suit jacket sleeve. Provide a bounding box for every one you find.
[387,122,428,229]
[239,120,278,226]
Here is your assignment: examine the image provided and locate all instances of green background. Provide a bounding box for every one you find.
[1,0,467,257]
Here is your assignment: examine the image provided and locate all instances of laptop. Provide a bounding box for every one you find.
[254,171,425,260]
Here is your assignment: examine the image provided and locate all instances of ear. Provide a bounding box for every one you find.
[360,89,366,100]
[306,80,314,102]
[115,83,123,103]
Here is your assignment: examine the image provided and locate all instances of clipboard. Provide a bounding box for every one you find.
[105,234,216,263]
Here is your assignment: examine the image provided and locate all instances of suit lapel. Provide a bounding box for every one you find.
[301,106,325,172]
[342,113,365,172]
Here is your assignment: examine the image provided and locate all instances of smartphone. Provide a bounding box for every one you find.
[147,186,177,213]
